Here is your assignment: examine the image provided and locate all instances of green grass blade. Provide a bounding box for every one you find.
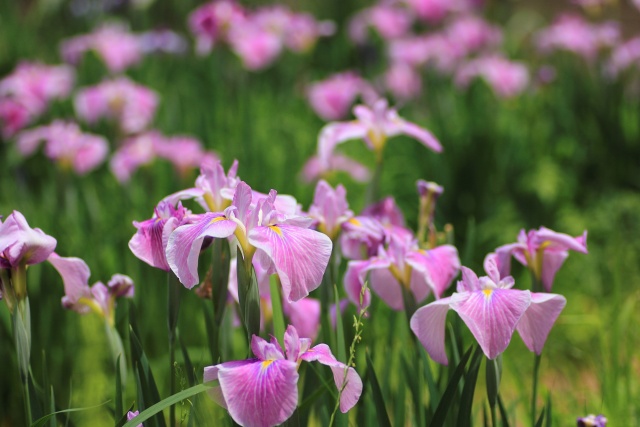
[122,383,217,427]
[30,401,110,427]
[365,351,392,427]
[429,345,474,427]
[269,275,286,347]
[115,355,123,421]
[334,284,346,364]
[457,345,484,427]
[497,394,511,427]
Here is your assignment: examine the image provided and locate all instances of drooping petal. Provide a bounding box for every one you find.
[540,250,569,292]
[516,292,566,354]
[214,358,299,427]
[166,213,237,288]
[535,227,588,253]
[129,217,171,271]
[248,224,332,302]
[47,253,91,310]
[203,359,260,409]
[318,121,368,166]
[406,245,460,299]
[0,211,57,267]
[410,297,452,365]
[369,266,404,311]
[457,266,481,292]
[493,242,525,277]
[300,344,363,413]
[395,118,443,153]
[450,289,531,359]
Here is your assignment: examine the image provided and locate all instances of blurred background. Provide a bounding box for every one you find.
[1,0,639,425]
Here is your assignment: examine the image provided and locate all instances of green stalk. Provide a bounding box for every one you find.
[364,157,384,206]
[531,353,541,427]
[269,276,286,347]
[167,273,182,427]
[13,297,32,425]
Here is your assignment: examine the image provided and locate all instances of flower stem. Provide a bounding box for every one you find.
[531,353,542,427]
[167,272,182,427]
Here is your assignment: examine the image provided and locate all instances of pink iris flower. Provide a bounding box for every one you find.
[306,72,366,121]
[410,254,567,364]
[606,37,640,77]
[455,56,530,98]
[318,99,442,166]
[109,131,160,183]
[284,13,335,53]
[384,62,422,100]
[74,77,158,135]
[0,98,31,139]
[60,23,143,73]
[16,121,108,174]
[0,211,57,270]
[344,232,460,311]
[308,180,353,240]
[445,15,503,56]
[188,0,246,55]
[166,181,332,302]
[49,253,134,323]
[129,201,192,272]
[534,14,620,62]
[348,4,414,44]
[203,325,362,427]
[154,135,220,178]
[494,227,588,292]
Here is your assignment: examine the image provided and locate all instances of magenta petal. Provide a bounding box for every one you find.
[300,344,363,412]
[457,266,481,292]
[47,253,91,308]
[494,242,525,276]
[410,297,452,365]
[251,334,285,361]
[369,267,404,311]
[285,298,321,342]
[516,292,566,354]
[215,358,299,427]
[204,359,260,410]
[248,225,332,302]
[343,260,373,309]
[165,213,237,288]
[451,289,531,359]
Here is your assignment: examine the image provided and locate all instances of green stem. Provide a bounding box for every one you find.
[13,297,32,424]
[167,273,182,427]
[269,276,285,347]
[364,158,384,206]
[531,353,542,427]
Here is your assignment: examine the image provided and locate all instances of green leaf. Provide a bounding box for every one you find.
[115,403,135,427]
[179,334,197,387]
[30,401,110,427]
[167,272,182,343]
[115,355,123,421]
[456,345,484,427]
[129,327,165,427]
[486,354,502,410]
[48,387,57,427]
[334,284,346,364]
[122,382,217,427]
[535,407,546,427]
[545,394,552,427]
[269,275,286,347]
[497,393,511,427]
[429,345,474,427]
[236,247,261,342]
[211,238,231,325]
[365,351,392,427]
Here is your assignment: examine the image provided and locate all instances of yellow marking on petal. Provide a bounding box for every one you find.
[209,216,226,224]
[269,225,283,236]
[348,218,362,227]
[482,289,493,298]
[262,360,274,369]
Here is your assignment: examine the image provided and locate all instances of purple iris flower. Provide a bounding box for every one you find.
[203,325,362,427]
[577,414,607,427]
[166,181,332,302]
[494,227,588,292]
[48,253,134,324]
[344,232,460,311]
[129,201,191,271]
[410,254,566,364]
[318,98,442,166]
[0,211,57,269]
[307,180,353,240]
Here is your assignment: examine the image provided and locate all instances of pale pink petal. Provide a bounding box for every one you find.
[457,266,481,292]
[540,250,569,292]
[406,245,460,299]
[0,211,57,267]
[204,359,260,409]
[410,296,452,365]
[369,266,404,311]
[396,119,443,153]
[450,289,531,359]
[516,293,566,354]
[215,358,299,427]
[300,344,363,412]
[166,213,237,288]
[251,334,285,361]
[285,298,321,341]
[536,227,588,253]
[47,253,92,312]
[248,225,332,302]
[318,121,368,166]
[343,260,373,309]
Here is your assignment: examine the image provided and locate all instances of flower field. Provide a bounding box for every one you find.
[1,0,639,426]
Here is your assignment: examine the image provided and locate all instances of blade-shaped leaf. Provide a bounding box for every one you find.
[236,247,260,342]
[429,345,474,427]
[115,355,123,420]
[457,345,484,427]
[497,393,511,427]
[30,401,110,427]
[366,351,392,427]
[535,408,546,427]
[122,382,217,427]
[486,354,502,410]
[129,327,165,427]
[269,275,285,348]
